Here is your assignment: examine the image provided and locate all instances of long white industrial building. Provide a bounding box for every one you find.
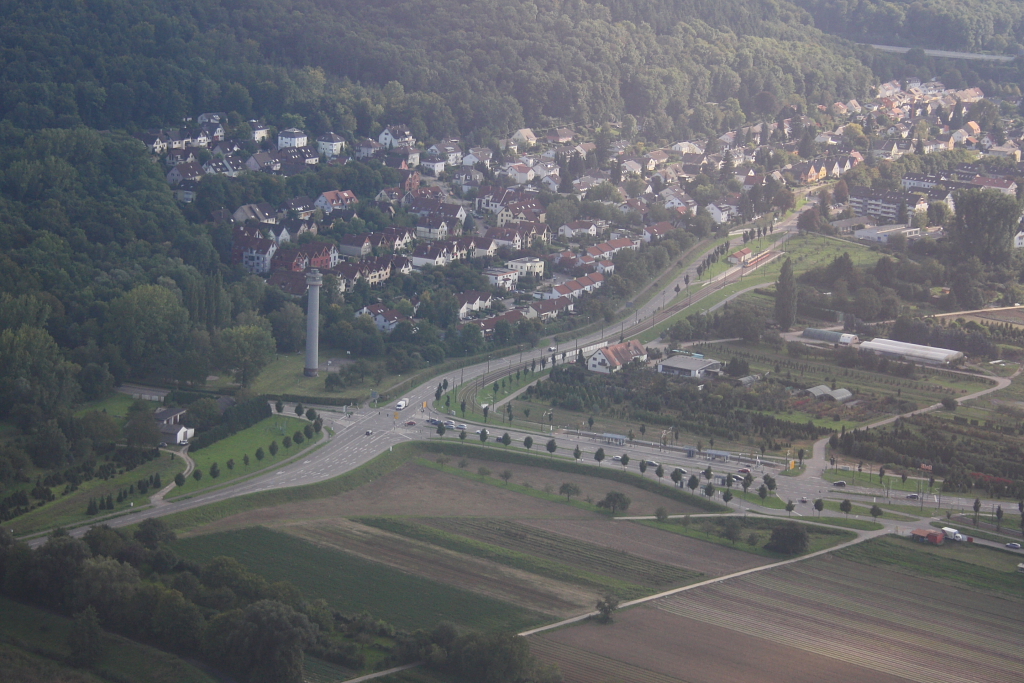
[859,338,963,365]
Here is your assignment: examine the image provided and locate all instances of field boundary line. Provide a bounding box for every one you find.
[518,530,879,637]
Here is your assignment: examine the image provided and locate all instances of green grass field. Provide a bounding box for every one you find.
[638,516,856,557]
[73,393,161,422]
[168,416,321,499]
[245,352,401,401]
[820,499,918,522]
[8,452,186,537]
[837,535,1024,598]
[171,526,548,632]
[0,596,217,683]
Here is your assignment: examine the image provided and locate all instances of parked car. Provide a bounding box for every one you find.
[365,430,373,436]
[457,424,467,430]
[906,493,919,500]
[612,455,622,461]
[159,442,167,447]
[833,481,847,487]
[645,460,659,467]
[800,497,808,503]
[1007,542,1022,549]
[738,468,751,474]
[547,346,557,351]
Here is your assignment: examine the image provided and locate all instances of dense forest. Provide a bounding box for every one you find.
[790,0,1024,54]
[0,0,873,140]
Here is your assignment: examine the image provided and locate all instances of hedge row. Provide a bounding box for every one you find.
[413,441,728,512]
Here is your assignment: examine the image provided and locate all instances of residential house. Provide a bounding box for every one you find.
[338,233,374,258]
[587,340,647,373]
[506,257,545,278]
[728,248,753,265]
[356,138,384,159]
[175,180,199,204]
[420,156,446,176]
[428,140,463,165]
[526,297,574,321]
[848,186,927,222]
[559,220,599,239]
[643,222,675,242]
[315,190,358,214]
[379,125,415,148]
[483,267,519,291]
[246,151,280,172]
[512,128,538,146]
[473,237,497,258]
[167,162,204,186]
[268,270,311,296]
[279,196,316,220]
[463,147,493,167]
[416,216,449,241]
[317,132,346,158]
[248,120,271,143]
[234,235,277,274]
[278,128,307,149]
[233,202,277,225]
[504,163,535,185]
[411,242,450,268]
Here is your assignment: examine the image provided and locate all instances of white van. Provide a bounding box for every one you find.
[395,398,409,410]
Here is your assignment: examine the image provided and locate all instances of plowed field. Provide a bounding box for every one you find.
[533,553,1024,683]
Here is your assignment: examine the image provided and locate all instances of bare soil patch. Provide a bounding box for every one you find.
[187,463,596,536]
[281,520,597,617]
[533,604,912,683]
[520,518,771,577]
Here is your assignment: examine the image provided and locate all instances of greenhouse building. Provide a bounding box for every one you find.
[858,338,963,365]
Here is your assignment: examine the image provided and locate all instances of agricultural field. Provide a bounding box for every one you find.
[171,526,548,632]
[531,537,1024,683]
[167,415,322,499]
[167,447,761,643]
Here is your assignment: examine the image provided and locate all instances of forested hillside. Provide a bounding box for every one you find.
[1,0,872,140]
[790,0,1024,54]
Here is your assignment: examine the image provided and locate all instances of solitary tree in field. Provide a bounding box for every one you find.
[620,454,630,470]
[687,474,700,495]
[588,416,595,430]
[594,447,605,466]
[723,489,733,506]
[598,491,631,513]
[798,449,805,467]
[840,499,852,518]
[870,504,884,520]
[436,455,450,468]
[573,445,582,462]
[655,507,669,522]
[500,470,513,485]
[973,497,982,525]
[501,432,512,447]
[595,595,619,623]
[560,482,581,502]
[785,500,795,516]
[193,469,202,482]
[765,475,777,497]
[546,438,557,455]
[639,460,648,477]
[269,441,278,456]
[901,472,908,484]
[814,498,824,517]
[436,424,446,438]
[478,467,491,478]
[209,462,220,479]
[722,519,742,544]
[461,399,466,417]
[524,436,533,450]
[243,454,250,467]
[758,484,768,503]
[174,473,186,487]
[275,400,284,413]
[483,405,489,422]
